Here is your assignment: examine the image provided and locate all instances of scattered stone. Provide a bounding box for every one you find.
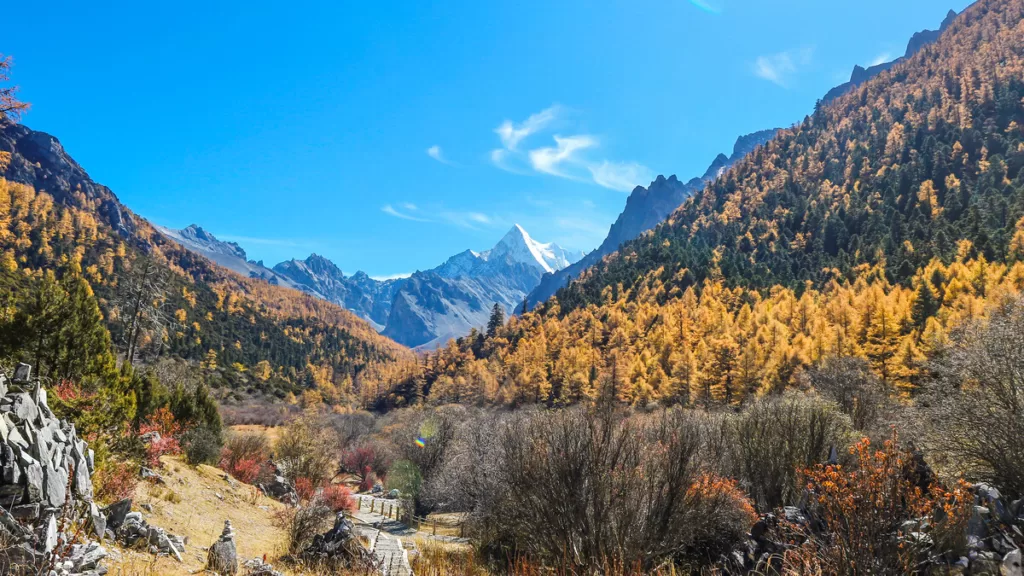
[242,557,284,576]
[139,466,165,484]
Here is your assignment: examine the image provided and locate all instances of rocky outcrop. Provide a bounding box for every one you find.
[301,512,373,569]
[821,9,958,104]
[0,364,108,576]
[0,121,136,238]
[257,468,299,505]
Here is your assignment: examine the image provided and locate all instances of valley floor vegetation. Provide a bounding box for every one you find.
[205,295,1024,574]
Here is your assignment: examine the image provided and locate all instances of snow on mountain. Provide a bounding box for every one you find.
[159,221,578,349]
[155,224,307,292]
[379,224,582,348]
[481,224,580,274]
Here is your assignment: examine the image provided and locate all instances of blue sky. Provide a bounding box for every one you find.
[3,0,972,278]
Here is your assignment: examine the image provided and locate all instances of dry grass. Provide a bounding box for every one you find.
[230,424,284,446]
[104,455,294,575]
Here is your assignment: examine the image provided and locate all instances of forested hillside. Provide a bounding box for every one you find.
[0,118,412,404]
[376,0,1024,408]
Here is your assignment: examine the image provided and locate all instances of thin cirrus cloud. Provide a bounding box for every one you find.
[688,0,723,14]
[753,46,815,88]
[381,204,430,222]
[382,203,496,231]
[426,145,454,165]
[869,52,893,67]
[495,105,561,151]
[528,135,597,179]
[490,105,652,192]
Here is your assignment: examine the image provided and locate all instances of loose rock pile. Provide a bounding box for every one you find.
[301,512,374,569]
[242,557,284,576]
[257,467,298,505]
[0,364,108,576]
[113,507,186,561]
[722,483,1024,575]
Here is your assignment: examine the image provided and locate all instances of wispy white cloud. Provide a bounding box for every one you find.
[382,202,496,231]
[371,272,413,281]
[495,105,561,151]
[491,105,653,192]
[440,211,496,230]
[529,135,598,178]
[754,47,814,88]
[688,0,723,14]
[382,204,430,222]
[869,52,893,67]
[588,161,654,192]
[426,145,454,165]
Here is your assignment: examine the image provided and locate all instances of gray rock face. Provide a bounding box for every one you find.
[0,364,107,575]
[0,121,137,238]
[207,520,239,575]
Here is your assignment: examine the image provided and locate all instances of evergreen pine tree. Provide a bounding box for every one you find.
[486,303,505,338]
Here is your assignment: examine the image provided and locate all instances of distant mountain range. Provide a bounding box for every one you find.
[160,6,960,349]
[157,222,583,349]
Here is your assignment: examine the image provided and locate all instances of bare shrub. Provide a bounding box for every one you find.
[926,298,1024,497]
[723,392,852,511]
[805,356,890,432]
[326,410,375,448]
[275,503,334,556]
[275,411,336,487]
[464,407,754,571]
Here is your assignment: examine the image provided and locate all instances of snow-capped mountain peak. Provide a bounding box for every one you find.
[482,224,580,274]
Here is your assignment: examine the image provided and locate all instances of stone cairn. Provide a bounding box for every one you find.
[207,519,239,575]
[0,363,108,576]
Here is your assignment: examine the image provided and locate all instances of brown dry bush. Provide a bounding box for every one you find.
[926,298,1024,498]
[463,407,755,572]
[721,392,852,511]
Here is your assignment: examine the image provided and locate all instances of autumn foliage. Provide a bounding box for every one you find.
[791,431,971,575]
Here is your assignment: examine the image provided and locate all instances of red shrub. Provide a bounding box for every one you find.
[340,446,378,480]
[94,460,139,503]
[321,484,355,512]
[359,471,378,493]
[219,433,272,485]
[140,407,183,468]
[221,456,263,484]
[294,477,317,502]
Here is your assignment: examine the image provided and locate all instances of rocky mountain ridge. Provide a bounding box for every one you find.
[157,222,581,348]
